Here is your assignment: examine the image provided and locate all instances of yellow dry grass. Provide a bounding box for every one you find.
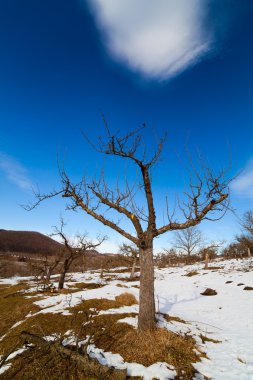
[115,292,138,306]
[185,270,199,277]
[95,326,201,379]
[0,283,40,338]
[67,282,105,290]
[163,313,187,324]
[0,283,202,379]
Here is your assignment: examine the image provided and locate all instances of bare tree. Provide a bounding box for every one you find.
[156,248,179,267]
[198,241,224,269]
[28,253,60,289]
[51,219,106,289]
[173,227,203,257]
[119,242,139,279]
[235,235,253,258]
[26,126,230,330]
[240,211,253,236]
[238,211,253,257]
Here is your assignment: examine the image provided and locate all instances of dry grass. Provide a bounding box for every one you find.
[121,275,140,282]
[0,283,40,338]
[163,313,187,324]
[1,308,201,379]
[185,271,199,277]
[71,298,124,314]
[244,286,253,291]
[68,282,105,290]
[0,310,73,358]
[95,326,201,379]
[27,282,106,296]
[0,297,135,379]
[110,268,132,274]
[115,292,138,306]
[71,293,137,315]
[0,284,201,379]
[3,336,127,380]
[103,275,117,281]
[237,357,246,364]
[199,334,221,344]
[0,284,9,289]
[201,288,217,296]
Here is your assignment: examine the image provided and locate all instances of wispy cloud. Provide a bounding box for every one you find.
[97,239,120,254]
[231,159,253,198]
[0,152,33,190]
[87,0,212,81]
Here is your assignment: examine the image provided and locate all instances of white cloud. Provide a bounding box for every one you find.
[231,159,253,198]
[0,152,33,190]
[87,0,212,80]
[97,239,120,254]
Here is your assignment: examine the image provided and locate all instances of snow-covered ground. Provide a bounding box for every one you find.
[155,259,253,379]
[0,258,253,379]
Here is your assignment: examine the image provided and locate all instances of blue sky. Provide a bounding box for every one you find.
[0,0,253,252]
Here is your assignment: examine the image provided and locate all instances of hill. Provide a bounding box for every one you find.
[0,229,63,255]
[0,229,130,278]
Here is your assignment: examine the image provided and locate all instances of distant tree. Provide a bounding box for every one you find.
[51,219,106,289]
[238,211,253,257]
[119,242,139,279]
[241,211,253,237]
[28,253,60,288]
[199,242,223,269]
[222,242,240,259]
[235,235,253,258]
[27,125,230,330]
[173,227,203,258]
[155,248,178,268]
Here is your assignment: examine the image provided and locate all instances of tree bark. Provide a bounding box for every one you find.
[248,247,251,258]
[130,257,137,279]
[58,259,69,290]
[138,242,156,331]
[46,267,51,284]
[204,252,209,269]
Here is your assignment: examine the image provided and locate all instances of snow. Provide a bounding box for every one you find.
[0,347,27,375]
[1,258,253,379]
[33,284,138,314]
[88,345,176,379]
[117,316,138,328]
[99,305,138,315]
[0,275,33,285]
[11,320,26,329]
[6,348,27,361]
[154,258,253,379]
[0,363,12,375]
[126,362,176,380]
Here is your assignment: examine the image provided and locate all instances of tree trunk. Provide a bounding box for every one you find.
[138,242,156,331]
[58,259,69,290]
[46,267,51,283]
[204,252,209,269]
[248,247,251,258]
[130,257,137,279]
